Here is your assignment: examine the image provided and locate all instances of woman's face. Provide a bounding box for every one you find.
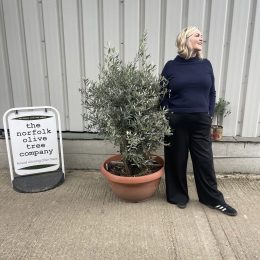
[187,29,203,53]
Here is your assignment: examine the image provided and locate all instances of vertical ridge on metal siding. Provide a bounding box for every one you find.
[81,0,100,131]
[17,1,32,106]
[219,0,234,99]
[78,0,85,79]
[0,0,13,119]
[202,0,212,57]
[119,0,125,61]
[39,1,51,107]
[42,0,66,129]
[78,0,89,131]
[139,0,145,40]
[242,0,260,137]
[159,0,166,72]
[181,0,189,29]
[57,0,70,130]
[224,0,251,136]
[97,0,104,66]
[62,0,83,131]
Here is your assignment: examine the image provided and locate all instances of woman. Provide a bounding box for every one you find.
[161,26,237,216]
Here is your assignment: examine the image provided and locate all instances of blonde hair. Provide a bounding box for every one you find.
[176,26,203,60]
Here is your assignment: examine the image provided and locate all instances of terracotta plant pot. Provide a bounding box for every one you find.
[100,154,164,202]
[211,125,223,141]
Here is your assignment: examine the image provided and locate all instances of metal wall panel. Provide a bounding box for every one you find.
[82,0,99,80]
[242,0,260,137]
[164,0,182,63]
[224,0,252,136]
[2,0,31,106]
[0,0,259,137]
[42,0,67,129]
[124,0,139,64]
[22,0,48,106]
[103,0,120,52]
[187,0,206,32]
[207,0,229,98]
[0,0,13,113]
[145,0,161,74]
[62,0,83,131]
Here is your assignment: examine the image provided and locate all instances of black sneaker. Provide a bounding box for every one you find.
[177,203,187,209]
[167,199,187,208]
[208,203,237,216]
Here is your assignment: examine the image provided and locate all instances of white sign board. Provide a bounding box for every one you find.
[7,110,60,175]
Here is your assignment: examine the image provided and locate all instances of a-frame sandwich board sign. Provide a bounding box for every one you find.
[3,106,65,192]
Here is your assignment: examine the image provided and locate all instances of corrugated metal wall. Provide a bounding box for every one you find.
[0,0,260,137]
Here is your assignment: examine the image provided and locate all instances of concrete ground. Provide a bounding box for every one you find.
[0,170,260,260]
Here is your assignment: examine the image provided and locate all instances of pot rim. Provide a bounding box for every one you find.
[211,124,223,129]
[100,154,164,184]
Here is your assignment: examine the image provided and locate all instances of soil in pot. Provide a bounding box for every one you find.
[105,159,161,177]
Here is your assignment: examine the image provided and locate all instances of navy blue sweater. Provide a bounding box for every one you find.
[161,55,216,117]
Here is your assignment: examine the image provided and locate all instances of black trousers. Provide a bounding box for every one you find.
[164,112,225,206]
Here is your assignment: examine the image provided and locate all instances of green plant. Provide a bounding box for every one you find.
[214,98,231,126]
[80,34,171,176]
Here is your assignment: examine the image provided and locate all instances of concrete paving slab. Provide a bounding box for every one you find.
[0,170,260,260]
